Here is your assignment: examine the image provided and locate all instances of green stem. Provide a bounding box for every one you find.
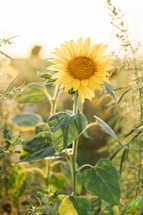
[73,91,78,114]
[72,139,78,196]
[72,91,79,196]
[77,164,93,173]
[50,85,60,116]
[46,85,60,185]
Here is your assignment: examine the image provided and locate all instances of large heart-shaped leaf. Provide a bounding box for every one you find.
[15,83,48,103]
[18,132,55,162]
[53,195,91,215]
[81,159,120,205]
[48,112,88,152]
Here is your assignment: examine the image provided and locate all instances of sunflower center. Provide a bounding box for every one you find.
[67,56,96,80]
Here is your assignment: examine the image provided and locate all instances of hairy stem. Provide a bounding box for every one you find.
[46,85,60,185]
[72,91,79,196]
[50,85,60,116]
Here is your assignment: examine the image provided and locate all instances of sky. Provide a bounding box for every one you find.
[0,0,143,58]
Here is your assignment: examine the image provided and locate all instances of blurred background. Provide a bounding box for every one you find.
[0,0,143,58]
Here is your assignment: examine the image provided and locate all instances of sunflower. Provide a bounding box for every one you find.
[48,38,113,103]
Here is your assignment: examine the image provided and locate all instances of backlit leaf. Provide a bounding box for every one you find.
[48,112,88,152]
[15,83,48,103]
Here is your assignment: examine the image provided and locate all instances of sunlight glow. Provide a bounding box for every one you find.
[0,0,143,58]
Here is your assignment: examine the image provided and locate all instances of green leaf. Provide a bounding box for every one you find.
[81,159,120,205]
[109,146,122,160]
[104,81,117,101]
[120,149,127,176]
[9,165,33,202]
[19,132,55,162]
[4,76,17,94]
[94,115,128,149]
[117,88,131,104]
[37,71,52,79]
[15,83,48,103]
[53,195,91,215]
[12,112,43,127]
[124,123,143,138]
[35,122,50,135]
[0,50,14,61]
[48,112,88,152]
[45,78,57,84]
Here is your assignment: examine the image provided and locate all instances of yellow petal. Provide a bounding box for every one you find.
[82,38,90,56]
[88,79,102,92]
[70,40,77,55]
[48,64,66,72]
[81,80,88,87]
[84,87,94,101]
[54,79,63,85]
[73,79,80,91]
[77,38,83,55]
[52,49,71,62]
[78,85,84,102]
[47,65,57,71]
[48,58,66,65]
[96,55,113,61]
[52,71,66,79]
[60,44,71,57]
[91,76,104,84]
[98,65,113,72]
[88,44,102,59]
[64,41,76,57]
[63,77,73,91]
[87,81,95,92]
[54,48,71,59]
[61,43,75,58]
[95,45,108,58]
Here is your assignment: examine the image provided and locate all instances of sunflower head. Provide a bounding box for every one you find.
[48,38,113,103]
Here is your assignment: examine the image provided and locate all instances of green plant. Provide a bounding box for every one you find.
[11,39,126,214]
